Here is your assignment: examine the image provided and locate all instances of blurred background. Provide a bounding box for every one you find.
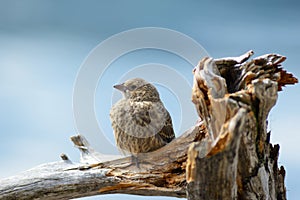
[0,0,299,199]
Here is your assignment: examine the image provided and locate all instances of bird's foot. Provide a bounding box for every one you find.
[131,155,140,168]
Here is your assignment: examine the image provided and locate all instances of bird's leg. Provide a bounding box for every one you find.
[131,154,140,168]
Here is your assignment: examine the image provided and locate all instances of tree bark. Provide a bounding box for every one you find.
[0,51,297,200]
[186,51,296,199]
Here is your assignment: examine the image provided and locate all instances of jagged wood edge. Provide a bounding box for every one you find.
[186,50,296,199]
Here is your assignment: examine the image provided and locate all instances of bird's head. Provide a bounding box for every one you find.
[113,78,160,101]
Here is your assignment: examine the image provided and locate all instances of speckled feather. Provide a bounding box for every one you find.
[110,78,175,154]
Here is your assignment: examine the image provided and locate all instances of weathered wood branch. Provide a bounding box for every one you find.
[187,51,297,199]
[0,126,205,200]
[0,50,297,200]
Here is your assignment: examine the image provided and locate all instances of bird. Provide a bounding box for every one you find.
[110,78,175,157]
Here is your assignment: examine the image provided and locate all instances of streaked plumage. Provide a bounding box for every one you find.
[110,78,175,154]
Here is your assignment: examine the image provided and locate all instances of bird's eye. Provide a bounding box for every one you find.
[130,85,137,90]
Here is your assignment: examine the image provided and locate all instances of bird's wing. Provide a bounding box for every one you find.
[131,101,175,142]
[157,110,175,143]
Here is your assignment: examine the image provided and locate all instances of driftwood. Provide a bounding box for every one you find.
[0,50,297,200]
[187,51,296,199]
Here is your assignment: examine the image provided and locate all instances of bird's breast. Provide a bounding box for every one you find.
[110,100,168,138]
[110,98,175,154]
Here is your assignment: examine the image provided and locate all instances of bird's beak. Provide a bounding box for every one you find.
[113,84,127,92]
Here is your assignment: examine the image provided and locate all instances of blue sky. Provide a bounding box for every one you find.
[1,1,300,199]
